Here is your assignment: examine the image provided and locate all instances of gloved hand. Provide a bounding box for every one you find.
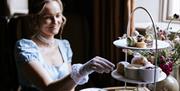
[79,56,115,76]
[71,56,115,85]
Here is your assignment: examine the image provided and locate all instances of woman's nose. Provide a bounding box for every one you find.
[51,16,60,24]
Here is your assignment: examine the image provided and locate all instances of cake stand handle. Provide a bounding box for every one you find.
[126,6,158,91]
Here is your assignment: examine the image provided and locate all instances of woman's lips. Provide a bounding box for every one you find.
[49,26,58,29]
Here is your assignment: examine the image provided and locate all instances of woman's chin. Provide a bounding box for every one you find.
[50,29,60,34]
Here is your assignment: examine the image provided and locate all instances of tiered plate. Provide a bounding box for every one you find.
[113,39,170,50]
[112,38,169,84]
[111,70,166,84]
[80,88,106,91]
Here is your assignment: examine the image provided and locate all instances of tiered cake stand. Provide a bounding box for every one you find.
[112,35,170,91]
[111,38,169,85]
[111,7,171,91]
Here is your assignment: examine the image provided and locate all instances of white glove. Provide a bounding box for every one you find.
[80,56,115,75]
[71,56,115,85]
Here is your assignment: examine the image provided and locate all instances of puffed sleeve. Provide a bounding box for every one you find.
[62,39,73,63]
[15,39,40,63]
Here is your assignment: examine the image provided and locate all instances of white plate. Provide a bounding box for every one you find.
[80,88,107,91]
[113,39,170,50]
[111,70,166,84]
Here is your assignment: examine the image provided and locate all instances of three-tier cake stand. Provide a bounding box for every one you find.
[111,7,170,91]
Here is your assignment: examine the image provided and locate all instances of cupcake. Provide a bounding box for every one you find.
[136,35,146,48]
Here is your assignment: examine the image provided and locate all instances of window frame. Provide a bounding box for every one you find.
[7,0,28,15]
[160,0,180,23]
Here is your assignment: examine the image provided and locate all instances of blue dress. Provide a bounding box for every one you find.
[15,39,73,90]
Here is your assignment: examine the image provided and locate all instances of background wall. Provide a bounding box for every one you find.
[7,0,28,15]
[134,0,180,34]
[134,0,160,23]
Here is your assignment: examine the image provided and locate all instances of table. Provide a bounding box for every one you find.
[103,86,150,91]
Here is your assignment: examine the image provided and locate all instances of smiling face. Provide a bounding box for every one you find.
[38,1,63,37]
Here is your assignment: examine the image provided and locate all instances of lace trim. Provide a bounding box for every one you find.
[71,64,89,85]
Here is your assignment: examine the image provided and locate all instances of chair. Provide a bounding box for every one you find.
[0,14,32,91]
[7,14,33,91]
[0,16,19,91]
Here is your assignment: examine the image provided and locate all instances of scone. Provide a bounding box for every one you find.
[116,61,129,75]
[131,56,148,66]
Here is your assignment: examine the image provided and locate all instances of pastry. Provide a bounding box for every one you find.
[123,55,162,82]
[136,35,146,48]
[124,64,162,82]
[135,41,146,48]
[127,36,137,47]
[116,61,129,75]
[131,56,148,66]
[144,34,153,47]
[137,35,145,42]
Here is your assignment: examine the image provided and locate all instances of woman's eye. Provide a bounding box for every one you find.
[43,16,51,19]
[56,14,61,18]
[43,14,61,19]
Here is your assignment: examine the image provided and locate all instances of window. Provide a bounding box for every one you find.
[7,0,28,15]
[161,0,180,22]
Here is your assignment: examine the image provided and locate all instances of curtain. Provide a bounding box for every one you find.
[91,0,135,62]
[0,0,10,16]
[87,0,135,88]
[0,0,19,91]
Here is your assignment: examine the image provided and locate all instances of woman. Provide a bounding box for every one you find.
[14,0,115,91]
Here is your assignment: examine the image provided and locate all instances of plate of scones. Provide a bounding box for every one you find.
[111,55,166,84]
